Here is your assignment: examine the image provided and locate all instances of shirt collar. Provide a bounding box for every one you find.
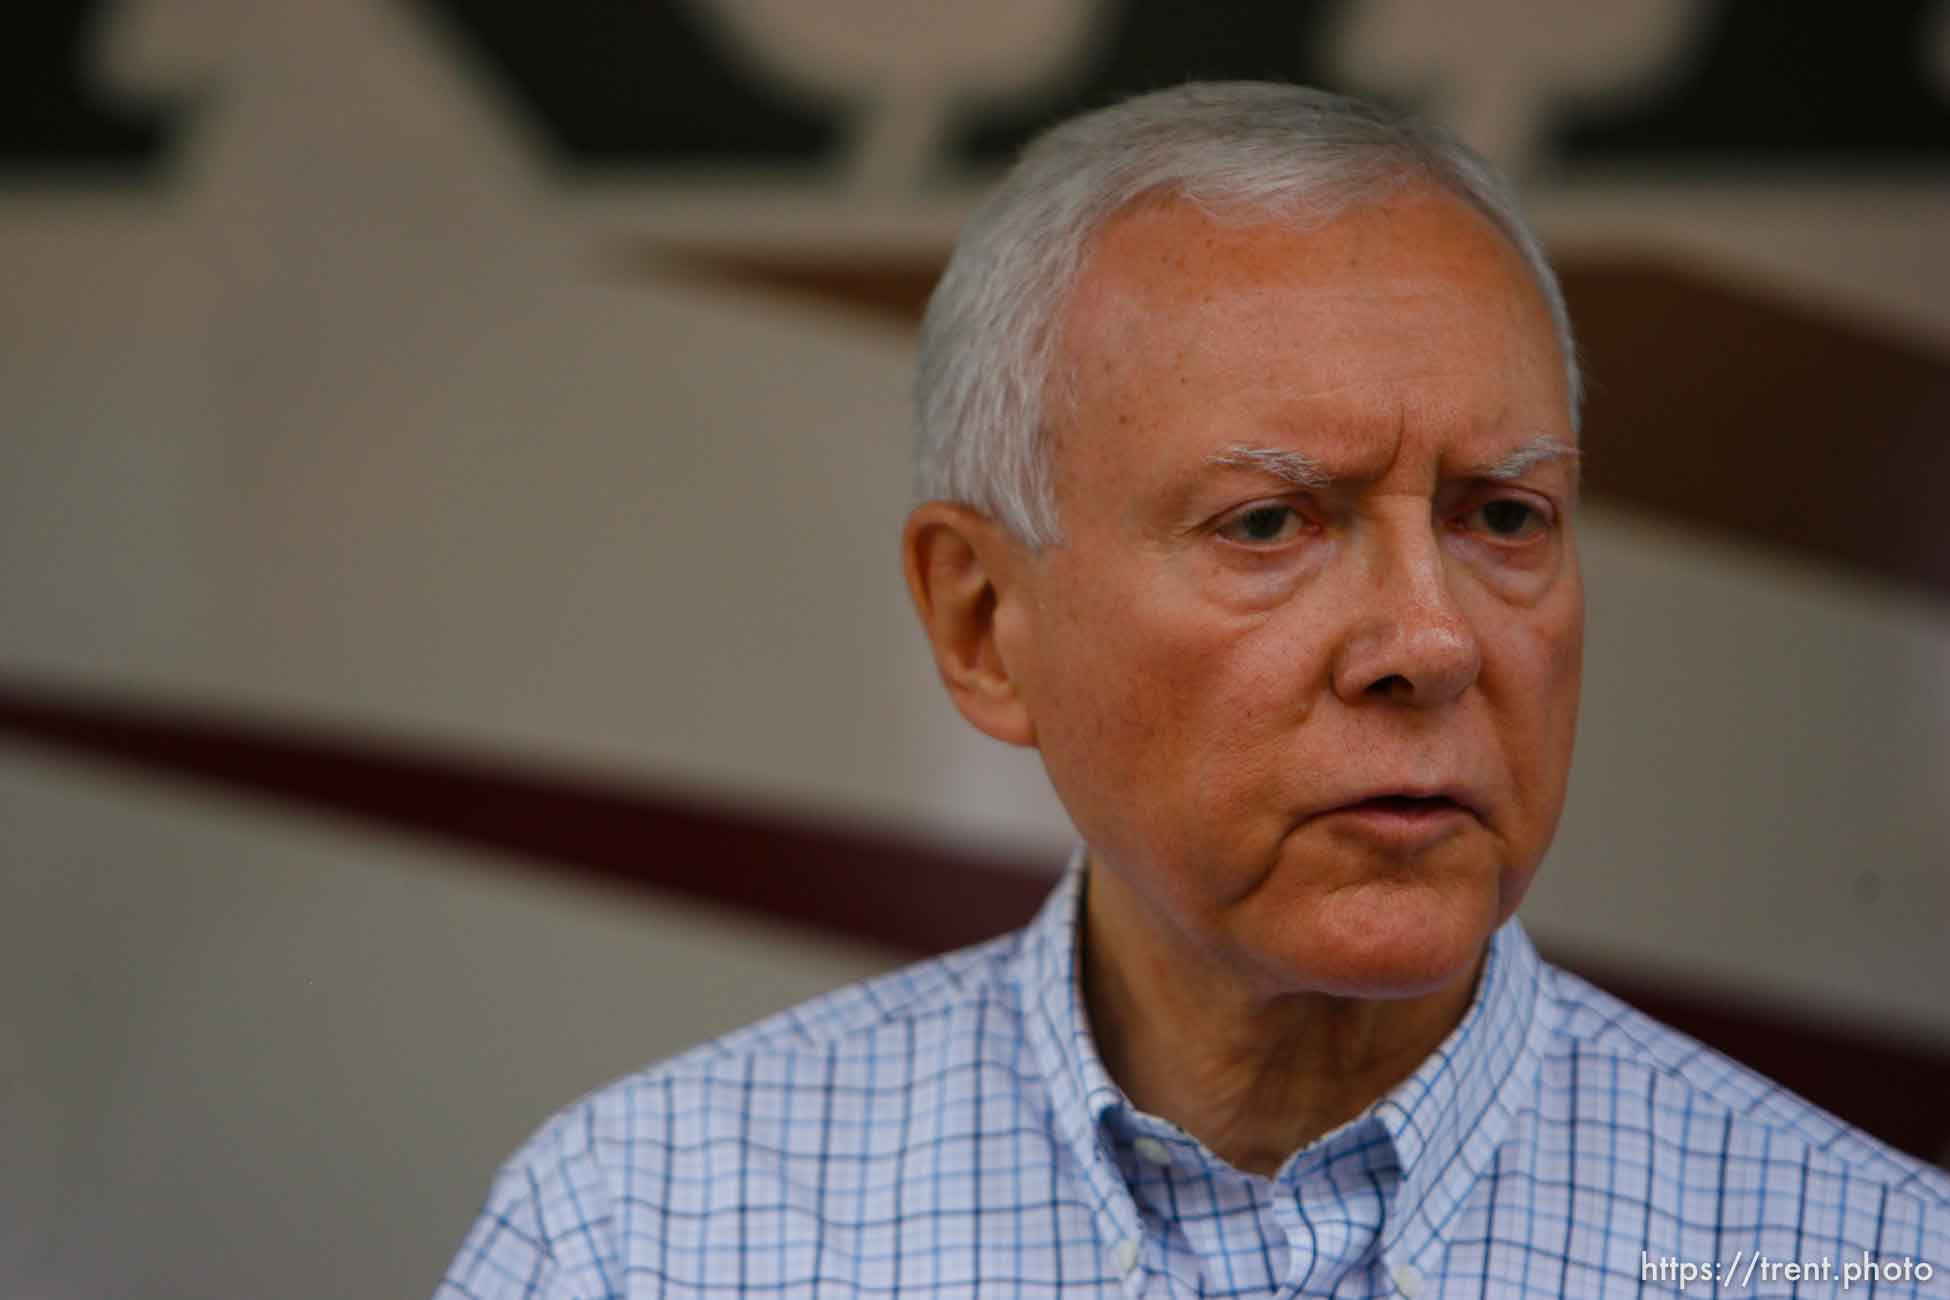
[1009,849,1548,1276]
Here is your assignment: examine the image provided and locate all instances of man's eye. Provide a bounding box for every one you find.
[1218,504,1306,545]
[1468,498,1550,540]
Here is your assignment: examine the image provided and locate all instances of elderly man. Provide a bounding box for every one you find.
[439,83,1948,1298]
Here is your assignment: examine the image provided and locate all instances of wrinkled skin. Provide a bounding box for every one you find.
[998,187,1585,1008]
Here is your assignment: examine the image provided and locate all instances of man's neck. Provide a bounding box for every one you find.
[1079,864,1485,1178]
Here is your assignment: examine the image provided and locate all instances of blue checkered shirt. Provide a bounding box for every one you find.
[437,864,1950,1297]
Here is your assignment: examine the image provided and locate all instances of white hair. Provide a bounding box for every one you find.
[914,81,1582,548]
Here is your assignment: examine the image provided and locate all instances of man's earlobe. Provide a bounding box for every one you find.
[901,503,1037,748]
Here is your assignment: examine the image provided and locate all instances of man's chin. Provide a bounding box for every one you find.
[1256,884,1499,1001]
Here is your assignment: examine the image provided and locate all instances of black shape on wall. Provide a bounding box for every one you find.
[1557,0,1950,165]
[953,0,1354,167]
[2,2,180,175]
[414,0,840,168]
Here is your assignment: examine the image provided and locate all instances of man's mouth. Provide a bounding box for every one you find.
[1316,792,1478,848]
[1344,794,1466,816]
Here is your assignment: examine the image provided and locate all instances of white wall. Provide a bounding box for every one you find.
[0,747,895,1299]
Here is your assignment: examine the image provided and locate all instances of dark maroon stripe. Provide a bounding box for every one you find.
[1562,256,1950,596]
[2,676,1945,1165]
[0,679,1051,956]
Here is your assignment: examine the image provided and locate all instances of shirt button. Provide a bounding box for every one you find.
[1113,1237,1141,1275]
[1131,1136,1171,1166]
[1391,1262,1425,1298]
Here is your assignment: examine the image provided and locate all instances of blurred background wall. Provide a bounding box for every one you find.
[2,2,1946,1296]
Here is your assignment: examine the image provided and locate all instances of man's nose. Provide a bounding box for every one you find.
[1329,523,1482,708]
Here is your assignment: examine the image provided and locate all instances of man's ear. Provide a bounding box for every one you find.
[901,502,1038,748]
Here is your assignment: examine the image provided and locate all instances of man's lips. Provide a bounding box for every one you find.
[1305,788,1485,848]
[1318,787,1483,819]
[1339,793,1469,816]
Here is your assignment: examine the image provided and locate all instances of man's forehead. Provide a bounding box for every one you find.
[1057,190,1556,386]
[1069,183,1516,306]
[1045,189,1577,514]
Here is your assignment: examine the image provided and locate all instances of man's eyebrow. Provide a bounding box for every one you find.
[1204,443,1330,488]
[1480,435,1581,481]
[1204,437,1579,488]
